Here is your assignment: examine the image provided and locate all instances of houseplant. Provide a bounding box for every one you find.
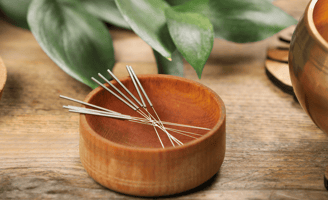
[0,0,297,88]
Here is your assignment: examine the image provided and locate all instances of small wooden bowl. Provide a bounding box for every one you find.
[79,74,226,196]
[0,57,7,100]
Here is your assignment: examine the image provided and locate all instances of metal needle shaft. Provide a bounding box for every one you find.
[107,69,144,108]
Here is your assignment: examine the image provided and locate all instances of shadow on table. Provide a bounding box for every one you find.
[102,172,220,199]
[160,172,220,199]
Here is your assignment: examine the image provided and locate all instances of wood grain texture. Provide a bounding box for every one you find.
[1,0,328,199]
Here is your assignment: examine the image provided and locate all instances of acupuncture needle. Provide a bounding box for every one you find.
[60,95,210,130]
[65,105,200,139]
[106,69,162,129]
[96,73,157,124]
[107,69,144,108]
[97,73,140,110]
[91,76,166,147]
[107,68,166,148]
[92,76,161,126]
[119,68,166,147]
[107,70,181,148]
[91,77,158,135]
[65,105,202,137]
[125,66,159,122]
[127,66,170,138]
[121,67,165,148]
[65,106,132,120]
[106,68,208,131]
[109,67,162,135]
[124,66,168,146]
[60,95,120,114]
[61,68,208,147]
[126,66,177,146]
[64,105,131,119]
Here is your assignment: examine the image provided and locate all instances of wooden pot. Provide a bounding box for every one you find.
[289,0,328,135]
[289,0,328,190]
[79,74,226,196]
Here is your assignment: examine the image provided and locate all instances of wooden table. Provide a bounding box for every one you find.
[2,0,328,199]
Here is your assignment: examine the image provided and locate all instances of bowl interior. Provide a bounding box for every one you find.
[313,0,328,43]
[84,75,223,149]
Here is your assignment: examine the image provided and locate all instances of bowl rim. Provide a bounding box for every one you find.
[306,0,328,51]
[0,57,7,94]
[80,74,226,153]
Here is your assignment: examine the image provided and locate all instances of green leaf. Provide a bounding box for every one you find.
[27,0,115,89]
[174,0,298,43]
[164,0,191,6]
[153,49,183,77]
[0,0,32,29]
[115,0,176,60]
[165,8,213,78]
[80,0,130,29]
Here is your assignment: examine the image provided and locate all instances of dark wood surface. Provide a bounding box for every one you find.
[2,0,328,199]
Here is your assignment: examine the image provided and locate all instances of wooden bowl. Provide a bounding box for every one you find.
[79,74,226,196]
[0,57,7,100]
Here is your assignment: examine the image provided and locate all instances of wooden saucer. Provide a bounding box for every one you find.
[265,26,295,95]
[277,25,295,43]
[0,57,7,100]
[325,166,328,190]
[267,48,289,63]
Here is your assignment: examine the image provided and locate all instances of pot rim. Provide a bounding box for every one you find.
[306,0,328,51]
